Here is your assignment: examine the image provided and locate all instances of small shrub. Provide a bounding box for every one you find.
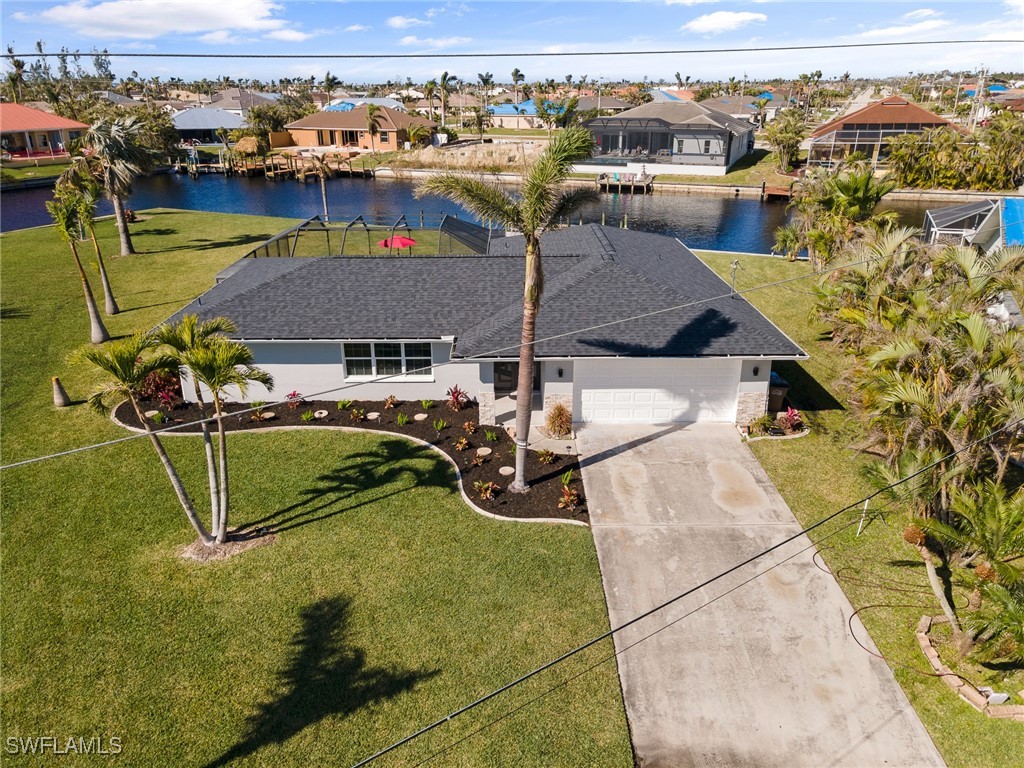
[446,385,469,412]
[471,455,487,467]
[453,436,470,451]
[463,420,477,434]
[484,429,499,442]
[785,406,803,430]
[337,399,354,410]
[150,411,166,424]
[138,369,181,404]
[546,402,572,438]
[433,418,449,435]
[250,400,266,421]
[537,449,557,465]
[474,480,499,500]
[301,410,316,422]
[286,390,303,410]
[124,207,137,223]
[350,407,365,421]
[560,469,574,487]
[558,486,582,512]
[421,399,434,410]
[384,394,399,409]
[156,390,177,411]
[749,413,775,436]
[396,412,410,426]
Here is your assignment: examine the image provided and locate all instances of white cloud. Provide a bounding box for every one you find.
[854,18,950,39]
[37,0,287,40]
[387,15,429,29]
[903,8,940,20]
[264,29,313,42]
[11,10,30,21]
[398,35,470,48]
[345,24,369,32]
[681,11,767,34]
[197,30,245,45]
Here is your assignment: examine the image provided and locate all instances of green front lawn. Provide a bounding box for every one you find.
[0,211,631,767]
[696,251,1024,768]
[1,161,71,185]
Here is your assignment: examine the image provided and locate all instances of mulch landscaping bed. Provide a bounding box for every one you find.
[115,398,589,525]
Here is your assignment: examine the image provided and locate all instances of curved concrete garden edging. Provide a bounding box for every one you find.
[916,615,1024,721]
[745,428,811,444]
[110,412,587,529]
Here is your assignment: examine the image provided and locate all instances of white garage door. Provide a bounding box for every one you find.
[575,358,740,423]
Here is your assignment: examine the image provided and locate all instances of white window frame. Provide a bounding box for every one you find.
[342,341,434,381]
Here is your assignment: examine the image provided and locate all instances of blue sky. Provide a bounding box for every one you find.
[3,1,1022,84]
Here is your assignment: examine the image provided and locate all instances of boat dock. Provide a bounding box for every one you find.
[760,180,795,201]
[177,151,375,181]
[597,172,654,194]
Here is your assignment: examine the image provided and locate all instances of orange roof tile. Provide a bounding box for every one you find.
[810,96,953,138]
[0,103,90,133]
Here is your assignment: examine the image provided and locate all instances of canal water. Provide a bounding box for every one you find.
[1,172,929,253]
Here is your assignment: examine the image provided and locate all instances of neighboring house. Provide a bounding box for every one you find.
[650,88,696,103]
[698,95,781,124]
[327,97,406,113]
[576,95,631,114]
[171,107,245,144]
[93,89,138,106]
[924,198,1024,252]
[285,106,436,150]
[209,88,278,116]
[167,225,805,427]
[581,101,755,176]
[0,103,87,157]
[808,95,958,168]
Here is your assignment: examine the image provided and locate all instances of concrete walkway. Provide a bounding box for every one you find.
[576,423,944,768]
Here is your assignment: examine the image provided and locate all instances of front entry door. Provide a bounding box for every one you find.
[494,362,540,397]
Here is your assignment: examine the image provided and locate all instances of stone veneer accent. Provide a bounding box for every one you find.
[916,615,1024,721]
[735,390,768,427]
[478,390,496,426]
[543,393,573,425]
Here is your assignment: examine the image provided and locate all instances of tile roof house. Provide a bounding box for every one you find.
[581,101,756,176]
[0,103,88,157]
[285,106,436,151]
[168,225,804,427]
[808,95,959,168]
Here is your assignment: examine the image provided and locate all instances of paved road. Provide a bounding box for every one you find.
[577,423,945,768]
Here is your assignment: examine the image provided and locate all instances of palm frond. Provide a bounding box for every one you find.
[416,174,522,230]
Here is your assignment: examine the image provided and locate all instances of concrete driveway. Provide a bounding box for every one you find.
[576,423,944,768]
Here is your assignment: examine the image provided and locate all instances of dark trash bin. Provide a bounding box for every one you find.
[768,370,790,412]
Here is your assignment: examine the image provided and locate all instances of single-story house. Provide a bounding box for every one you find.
[0,103,87,157]
[285,106,436,151]
[923,198,1024,252]
[808,95,958,169]
[209,88,278,116]
[581,101,755,176]
[167,225,806,427]
[171,107,245,143]
[697,95,782,125]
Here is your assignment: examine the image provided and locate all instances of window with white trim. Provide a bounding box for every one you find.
[343,342,433,379]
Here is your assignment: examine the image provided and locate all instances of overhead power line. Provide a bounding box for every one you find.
[8,39,1021,61]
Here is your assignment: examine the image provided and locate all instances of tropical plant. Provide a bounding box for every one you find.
[763,110,804,172]
[181,336,273,543]
[306,153,334,222]
[406,123,431,148]
[423,79,437,121]
[337,399,353,410]
[438,71,454,128]
[446,384,469,411]
[323,71,340,105]
[364,103,383,156]
[350,407,365,421]
[82,334,214,545]
[56,172,119,315]
[511,67,525,104]
[384,394,399,409]
[560,469,574,487]
[462,420,477,434]
[396,412,410,426]
[45,189,109,344]
[417,125,598,491]
[433,418,448,436]
[72,116,155,256]
[474,480,499,500]
[484,429,499,442]
[964,582,1024,663]
[537,449,556,464]
[453,436,470,451]
[301,409,316,422]
[420,399,434,410]
[545,401,572,438]
[558,486,581,511]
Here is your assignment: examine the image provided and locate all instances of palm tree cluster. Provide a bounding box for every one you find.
[816,229,1024,658]
[82,317,272,547]
[774,163,898,269]
[762,110,805,172]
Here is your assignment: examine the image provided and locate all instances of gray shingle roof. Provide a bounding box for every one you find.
[172,107,245,131]
[167,225,805,360]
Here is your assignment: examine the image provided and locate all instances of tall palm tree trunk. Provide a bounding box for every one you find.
[917,543,964,640]
[320,176,330,221]
[510,237,542,493]
[214,397,230,543]
[129,396,214,546]
[86,221,120,314]
[192,380,221,535]
[69,241,110,343]
[111,193,135,256]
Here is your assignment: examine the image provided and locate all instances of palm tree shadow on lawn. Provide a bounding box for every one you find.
[238,439,455,535]
[203,595,437,768]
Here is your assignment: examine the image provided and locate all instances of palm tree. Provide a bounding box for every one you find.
[46,190,110,344]
[307,153,334,221]
[76,117,155,256]
[406,123,431,148]
[82,334,215,546]
[364,104,383,156]
[62,175,119,315]
[417,125,598,491]
[439,71,454,128]
[181,337,273,543]
[965,582,1024,663]
[753,97,771,130]
[478,71,494,116]
[511,67,525,104]
[323,71,340,105]
[763,110,804,172]
[423,79,437,121]
[155,315,237,534]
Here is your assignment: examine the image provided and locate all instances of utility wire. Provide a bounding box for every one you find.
[348,415,1024,768]
[0,254,866,471]
[8,39,1020,60]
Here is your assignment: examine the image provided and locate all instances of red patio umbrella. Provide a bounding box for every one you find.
[377,235,417,252]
